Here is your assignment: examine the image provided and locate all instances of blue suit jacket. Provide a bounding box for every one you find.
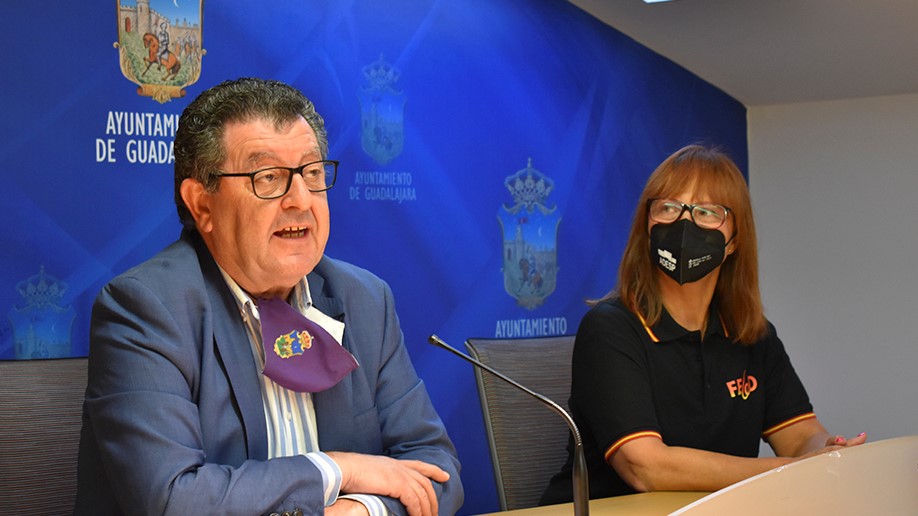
[76,231,463,515]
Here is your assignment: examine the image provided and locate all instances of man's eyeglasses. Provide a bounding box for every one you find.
[212,160,338,199]
[648,198,731,229]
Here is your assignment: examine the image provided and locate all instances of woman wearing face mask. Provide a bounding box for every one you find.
[541,144,866,504]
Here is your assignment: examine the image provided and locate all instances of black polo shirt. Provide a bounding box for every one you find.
[542,299,814,503]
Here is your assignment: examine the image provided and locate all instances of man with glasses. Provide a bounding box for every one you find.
[76,78,463,516]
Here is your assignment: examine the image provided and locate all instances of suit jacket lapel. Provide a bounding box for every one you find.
[308,269,354,451]
[190,231,269,460]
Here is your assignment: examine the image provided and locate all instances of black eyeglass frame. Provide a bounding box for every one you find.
[212,159,339,199]
[647,198,732,230]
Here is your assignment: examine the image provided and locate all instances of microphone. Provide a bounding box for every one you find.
[428,334,589,516]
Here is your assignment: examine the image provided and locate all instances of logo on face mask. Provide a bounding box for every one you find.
[649,219,726,285]
[657,249,677,271]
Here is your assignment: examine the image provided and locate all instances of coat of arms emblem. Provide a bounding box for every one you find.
[359,55,405,165]
[7,267,75,359]
[115,0,205,103]
[497,159,561,310]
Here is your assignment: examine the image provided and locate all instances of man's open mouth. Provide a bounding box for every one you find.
[275,226,307,238]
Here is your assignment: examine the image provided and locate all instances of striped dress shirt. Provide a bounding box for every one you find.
[220,268,388,515]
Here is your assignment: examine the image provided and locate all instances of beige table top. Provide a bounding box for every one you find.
[478,436,918,516]
[673,435,918,515]
[476,491,708,515]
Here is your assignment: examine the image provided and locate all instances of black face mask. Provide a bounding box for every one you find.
[649,219,726,285]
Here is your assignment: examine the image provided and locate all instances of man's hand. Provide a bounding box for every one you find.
[326,452,449,516]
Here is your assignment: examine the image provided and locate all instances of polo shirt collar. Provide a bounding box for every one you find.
[639,301,728,343]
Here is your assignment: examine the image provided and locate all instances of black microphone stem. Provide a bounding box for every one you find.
[428,334,589,516]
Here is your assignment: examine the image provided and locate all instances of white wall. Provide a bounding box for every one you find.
[748,93,918,451]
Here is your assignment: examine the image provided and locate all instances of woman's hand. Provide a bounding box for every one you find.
[825,431,868,448]
[792,431,869,461]
[769,417,867,458]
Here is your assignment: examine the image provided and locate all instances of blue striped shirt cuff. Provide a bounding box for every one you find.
[340,494,390,516]
[304,451,342,506]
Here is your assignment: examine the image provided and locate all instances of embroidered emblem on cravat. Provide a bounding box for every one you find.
[258,297,358,393]
[274,330,314,358]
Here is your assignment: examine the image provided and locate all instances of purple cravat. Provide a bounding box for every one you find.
[257,297,358,393]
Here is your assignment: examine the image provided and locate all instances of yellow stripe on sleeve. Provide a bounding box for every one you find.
[762,412,816,438]
[603,430,662,463]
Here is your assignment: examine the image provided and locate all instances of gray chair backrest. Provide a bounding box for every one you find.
[465,335,575,511]
[0,357,88,515]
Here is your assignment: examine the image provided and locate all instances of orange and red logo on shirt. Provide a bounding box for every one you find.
[725,370,758,400]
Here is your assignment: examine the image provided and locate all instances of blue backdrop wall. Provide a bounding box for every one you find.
[0,1,746,513]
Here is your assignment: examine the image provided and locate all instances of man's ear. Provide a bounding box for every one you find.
[180,178,213,233]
